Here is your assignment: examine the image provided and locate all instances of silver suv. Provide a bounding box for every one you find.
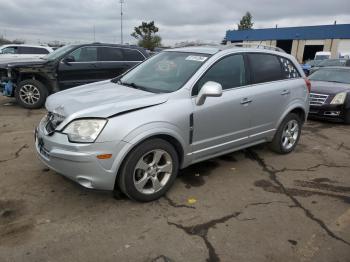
[35,45,310,201]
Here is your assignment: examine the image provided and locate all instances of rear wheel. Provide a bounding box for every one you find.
[269,113,302,154]
[117,138,179,202]
[15,79,48,109]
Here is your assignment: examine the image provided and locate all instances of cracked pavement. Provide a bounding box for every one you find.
[0,96,350,262]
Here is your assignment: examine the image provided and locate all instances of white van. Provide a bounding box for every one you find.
[314,51,331,60]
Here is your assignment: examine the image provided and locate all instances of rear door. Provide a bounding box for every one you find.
[191,54,251,160]
[58,46,99,89]
[246,53,302,139]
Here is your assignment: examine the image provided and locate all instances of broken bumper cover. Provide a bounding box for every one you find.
[34,119,128,191]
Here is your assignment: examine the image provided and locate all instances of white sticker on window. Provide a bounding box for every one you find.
[185,55,208,62]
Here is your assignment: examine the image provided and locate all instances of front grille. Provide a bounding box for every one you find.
[309,93,329,106]
[45,112,65,134]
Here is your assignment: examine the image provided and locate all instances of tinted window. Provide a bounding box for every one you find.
[98,47,123,61]
[19,47,49,54]
[193,54,246,95]
[1,47,18,54]
[248,53,283,84]
[123,49,145,61]
[70,47,97,62]
[279,57,300,79]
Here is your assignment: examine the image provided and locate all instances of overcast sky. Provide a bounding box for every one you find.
[1,0,350,46]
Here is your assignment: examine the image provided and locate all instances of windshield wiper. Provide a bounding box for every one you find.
[118,81,150,92]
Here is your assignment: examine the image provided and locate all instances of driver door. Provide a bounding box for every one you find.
[191,54,251,161]
[58,46,99,89]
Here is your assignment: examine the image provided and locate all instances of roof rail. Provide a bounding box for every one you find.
[227,43,286,53]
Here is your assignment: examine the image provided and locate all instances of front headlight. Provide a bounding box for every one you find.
[63,119,107,143]
[330,92,347,105]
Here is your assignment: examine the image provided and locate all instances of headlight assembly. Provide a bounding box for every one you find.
[330,92,347,105]
[63,119,107,143]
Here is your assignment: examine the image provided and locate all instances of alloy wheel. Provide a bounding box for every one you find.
[133,149,173,194]
[281,119,299,150]
[19,84,40,105]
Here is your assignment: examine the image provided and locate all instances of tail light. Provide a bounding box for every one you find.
[304,77,311,93]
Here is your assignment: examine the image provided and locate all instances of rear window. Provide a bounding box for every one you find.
[248,53,283,84]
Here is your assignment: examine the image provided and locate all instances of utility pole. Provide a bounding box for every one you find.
[93,25,96,42]
[120,0,124,45]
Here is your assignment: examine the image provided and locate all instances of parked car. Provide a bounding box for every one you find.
[0,43,148,108]
[35,45,310,202]
[309,58,350,75]
[308,67,350,123]
[301,60,322,75]
[0,44,53,60]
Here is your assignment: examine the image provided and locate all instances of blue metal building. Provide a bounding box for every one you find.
[225,24,350,62]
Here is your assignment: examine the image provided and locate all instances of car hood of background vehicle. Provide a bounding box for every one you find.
[0,57,45,67]
[310,80,350,95]
[45,80,169,118]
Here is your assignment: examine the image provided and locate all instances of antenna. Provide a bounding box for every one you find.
[120,0,124,45]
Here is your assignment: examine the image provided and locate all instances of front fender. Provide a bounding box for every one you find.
[111,122,190,174]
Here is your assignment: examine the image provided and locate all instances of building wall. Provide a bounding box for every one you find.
[235,39,350,62]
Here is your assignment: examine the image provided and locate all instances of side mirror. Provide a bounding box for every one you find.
[195,81,223,106]
[63,55,75,64]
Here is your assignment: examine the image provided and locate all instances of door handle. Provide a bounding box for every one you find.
[281,89,290,95]
[240,98,252,105]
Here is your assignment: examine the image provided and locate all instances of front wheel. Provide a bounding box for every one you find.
[269,113,302,154]
[345,109,350,124]
[117,138,179,202]
[15,79,48,109]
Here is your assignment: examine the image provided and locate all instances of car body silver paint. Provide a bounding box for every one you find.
[36,47,309,190]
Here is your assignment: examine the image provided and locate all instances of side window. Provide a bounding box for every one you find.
[70,47,97,62]
[18,47,49,54]
[193,54,246,95]
[98,47,123,61]
[2,47,17,54]
[123,49,145,61]
[34,48,50,54]
[279,57,300,79]
[248,53,283,84]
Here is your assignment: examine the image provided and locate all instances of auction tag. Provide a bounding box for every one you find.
[185,55,208,62]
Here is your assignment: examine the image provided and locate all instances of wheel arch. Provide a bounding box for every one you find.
[17,73,53,94]
[113,131,187,190]
[276,104,307,130]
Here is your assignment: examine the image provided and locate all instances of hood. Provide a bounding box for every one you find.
[46,80,169,119]
[0,56,45,67]
[310,80,350,95]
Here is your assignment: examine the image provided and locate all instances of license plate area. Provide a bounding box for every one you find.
[36,130,50,158]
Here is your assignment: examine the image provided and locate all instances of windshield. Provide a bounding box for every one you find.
[118,51,210,93]
[309,69,350,84]
[319,59,346,67]
[42,45,75,60]
[315,55,330,60]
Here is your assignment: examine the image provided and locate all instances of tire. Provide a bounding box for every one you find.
[15,79,48,109]
[269,113,302,154]
[117,138,179,202]
[345,110,350,124]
